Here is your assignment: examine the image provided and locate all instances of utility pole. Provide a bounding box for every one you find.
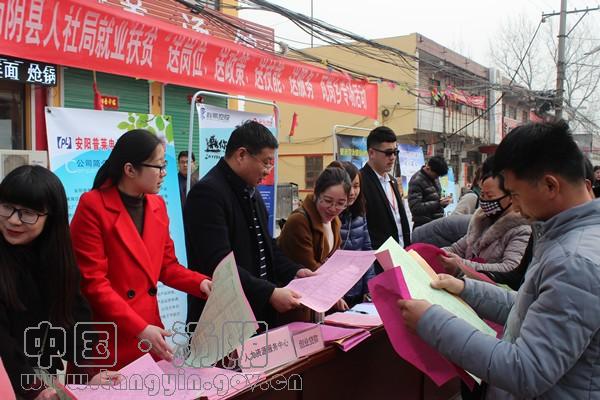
[542,3,600,121]
[310,0,314,48]
[555,0,567,120]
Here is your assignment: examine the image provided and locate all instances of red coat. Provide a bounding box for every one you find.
[70,185,208,369]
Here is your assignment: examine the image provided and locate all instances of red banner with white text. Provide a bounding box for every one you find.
[0,0,378,118]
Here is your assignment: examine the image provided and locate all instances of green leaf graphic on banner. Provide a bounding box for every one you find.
[165,122,174,143]
[147,126,157,135]
[128,114,135,123]
[155,116,164,131]
[117,121,130,130]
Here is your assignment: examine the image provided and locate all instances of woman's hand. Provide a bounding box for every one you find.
[88,370,124,386]
[137,325,174,361]
[200,279,213,297]
[437,252,465,275]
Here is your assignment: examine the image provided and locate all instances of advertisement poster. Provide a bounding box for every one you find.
[335,134,368,169]
[45,107,187,334]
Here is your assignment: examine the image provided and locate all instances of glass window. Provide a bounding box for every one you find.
[0,81,25,149]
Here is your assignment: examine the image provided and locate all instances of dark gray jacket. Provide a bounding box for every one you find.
[418,199,600,399]
[408,168,444,228]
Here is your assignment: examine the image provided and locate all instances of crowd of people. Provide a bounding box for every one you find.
[1,119,599,399]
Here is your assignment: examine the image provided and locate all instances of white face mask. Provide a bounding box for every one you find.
[479,194,511,217]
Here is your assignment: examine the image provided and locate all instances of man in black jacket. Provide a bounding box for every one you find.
[360,126,411,273]
[183,121,312,327]
[407,155,451,229]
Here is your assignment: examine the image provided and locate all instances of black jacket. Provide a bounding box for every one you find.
[0,246,96,399]
[408,167,444,228]
[183,159,300,326]
[360,163,411,254]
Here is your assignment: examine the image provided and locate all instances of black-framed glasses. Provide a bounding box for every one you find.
[139,162,168,173]
[0,203,47,224]
[371,148,399,157]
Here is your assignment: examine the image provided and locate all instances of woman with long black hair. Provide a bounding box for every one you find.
[0,165,119,399]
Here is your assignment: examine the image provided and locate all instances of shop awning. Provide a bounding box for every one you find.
[0,0,378,118]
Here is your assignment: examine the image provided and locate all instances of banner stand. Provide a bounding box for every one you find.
[187,91,280,233]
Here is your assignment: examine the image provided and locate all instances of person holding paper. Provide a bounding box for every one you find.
[184,121,312,328]
[71,129,212,370]
[360,126,411,273]
[398,121,600,399]
[329,161,376,307]
[0,166,121,400]
[438,165,531,276]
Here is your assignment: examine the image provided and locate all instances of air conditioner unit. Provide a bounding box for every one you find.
[0,150,48,180]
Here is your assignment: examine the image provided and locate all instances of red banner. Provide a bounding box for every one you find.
[0,0,378,118]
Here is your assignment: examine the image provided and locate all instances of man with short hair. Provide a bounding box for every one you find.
[398,121,600,399]
[184,121,311,327]
[177,151,198,207]
[408,155,451,229]
[360,126,411,271]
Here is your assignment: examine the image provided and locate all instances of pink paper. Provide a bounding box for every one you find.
[157,360,264,400]
[375,248,395,271]
[0,359,16,400]
[337,331,372,351]
[406,243,446,274]
[368,268,476,388]
[323,312,382,328]
[285,250,376,312]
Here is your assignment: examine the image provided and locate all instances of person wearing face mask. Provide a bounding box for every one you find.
[438,171,531,276]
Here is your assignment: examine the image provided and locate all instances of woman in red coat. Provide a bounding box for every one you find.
[70,129,212,369]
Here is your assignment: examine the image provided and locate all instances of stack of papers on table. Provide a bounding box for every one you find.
[64,354,264,400]
[323,311,383,329]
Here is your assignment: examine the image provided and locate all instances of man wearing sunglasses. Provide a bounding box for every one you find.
[360,127,411,273]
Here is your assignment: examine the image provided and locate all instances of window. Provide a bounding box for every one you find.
[509,106,517,120]
[305,156,323,190]
[0,81,25,149]
[522,110,529,122]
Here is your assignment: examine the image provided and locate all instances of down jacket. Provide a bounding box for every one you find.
[444,208,531,273]
[408,167,444,228]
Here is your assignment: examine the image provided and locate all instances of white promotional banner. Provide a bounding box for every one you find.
[196,103,278,235]
[45,107,187,337]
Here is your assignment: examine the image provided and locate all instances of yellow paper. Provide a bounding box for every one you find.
[377,238,495,336]
[186,252,258,368]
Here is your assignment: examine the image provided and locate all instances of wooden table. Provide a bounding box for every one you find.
[232,326,460,400]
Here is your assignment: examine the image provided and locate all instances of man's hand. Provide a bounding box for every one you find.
[440,196,452,207]
[397,299,432,332]
[437,252,464,275]
[431,273,465,295]
[137,325,174,362]
[269,288,302,312]
[295,268,315,278]
[335,298,349,311]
